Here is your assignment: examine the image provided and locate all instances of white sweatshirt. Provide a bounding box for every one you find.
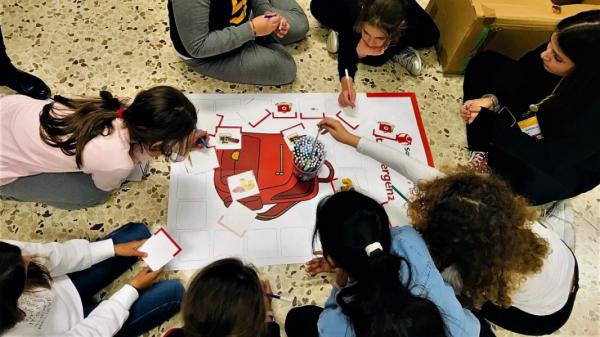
[356,138,576,316]
[1,239,139,337]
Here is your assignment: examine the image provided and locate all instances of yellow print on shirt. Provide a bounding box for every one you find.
[230,0,248,24]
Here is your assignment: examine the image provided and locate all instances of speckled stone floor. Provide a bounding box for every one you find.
[1,0,598,336]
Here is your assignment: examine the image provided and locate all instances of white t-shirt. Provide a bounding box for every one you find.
[2,239,139,337]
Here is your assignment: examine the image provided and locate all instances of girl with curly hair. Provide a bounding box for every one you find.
[317,117,579,335]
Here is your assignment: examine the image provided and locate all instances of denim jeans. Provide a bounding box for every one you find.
[68,222,185,337]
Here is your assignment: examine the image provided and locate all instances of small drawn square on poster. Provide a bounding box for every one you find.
[227,171,260,201]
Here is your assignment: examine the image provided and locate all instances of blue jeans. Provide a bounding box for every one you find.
[68,222,185,337]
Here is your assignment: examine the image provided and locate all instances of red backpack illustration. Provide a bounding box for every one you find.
[214,132,334,220]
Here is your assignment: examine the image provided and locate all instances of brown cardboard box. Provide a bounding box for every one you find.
[427,0,600,74]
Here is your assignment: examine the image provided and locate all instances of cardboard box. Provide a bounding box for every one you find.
[427,0,600,74]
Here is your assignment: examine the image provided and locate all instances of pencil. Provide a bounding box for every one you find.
[391,185,409,202]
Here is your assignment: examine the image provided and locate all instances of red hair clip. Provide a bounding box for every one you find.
[116,107,125,118]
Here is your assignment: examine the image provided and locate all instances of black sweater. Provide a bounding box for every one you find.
[336,0,439,79]
[467,46,600,203]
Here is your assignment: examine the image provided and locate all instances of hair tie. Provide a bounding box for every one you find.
[365,242,383,257]
[116,107,125,119]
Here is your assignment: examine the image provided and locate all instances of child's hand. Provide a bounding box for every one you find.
[262,280,276,322]
[264,11,289,38]
[338,76,356,108]
[305,251,337,276]
[252,14,281,37]
[114,240,147,258]
[356,38,385,58]
[460,97,492,124]
[192,129,209,148]
[317,117,360,148]
[129,267,162,290]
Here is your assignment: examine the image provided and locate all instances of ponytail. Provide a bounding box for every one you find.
[314,190,446,337]
[39,86,197,168]
[39,91,125,168]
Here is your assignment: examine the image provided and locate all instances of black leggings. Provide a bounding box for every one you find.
[477,262,579,335]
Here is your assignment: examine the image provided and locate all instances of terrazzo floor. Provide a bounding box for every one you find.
[0,0,598,336]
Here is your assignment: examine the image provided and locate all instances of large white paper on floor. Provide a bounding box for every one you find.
[167,93,433,270]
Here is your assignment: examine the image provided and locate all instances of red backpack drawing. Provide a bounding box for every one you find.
[214,132,334,220]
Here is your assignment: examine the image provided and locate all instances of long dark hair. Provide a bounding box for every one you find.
[555,10,600,98]
[182,258,266,337]
[355,0,409,45]
[313,190,446,337]
[0,242,52,334]
[39,86,197,168]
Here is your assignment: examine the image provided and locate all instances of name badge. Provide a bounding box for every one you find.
[518,115,544,139]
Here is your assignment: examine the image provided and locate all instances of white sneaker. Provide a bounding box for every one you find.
[326,30,339,54]
[539,200,576,250]
[392,46,422,76]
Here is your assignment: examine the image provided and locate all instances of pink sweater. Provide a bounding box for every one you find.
[0,95,135,191]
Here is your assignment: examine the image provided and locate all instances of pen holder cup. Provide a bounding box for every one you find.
[292,158,323,182]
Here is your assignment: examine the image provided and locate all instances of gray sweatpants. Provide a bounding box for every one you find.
[0,172,110,209]
[185,0,309,86]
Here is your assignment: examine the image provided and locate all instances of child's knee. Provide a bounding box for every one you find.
[122,222,152,240]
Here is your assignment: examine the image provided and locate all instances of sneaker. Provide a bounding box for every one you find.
[467,151,489,173]
[326,29,339,54]
[392,46,422,76]
[539,200,576,250]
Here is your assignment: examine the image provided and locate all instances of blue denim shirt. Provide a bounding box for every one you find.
[317,226,480,337]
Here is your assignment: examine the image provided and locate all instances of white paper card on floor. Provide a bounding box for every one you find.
[139,228,182,271]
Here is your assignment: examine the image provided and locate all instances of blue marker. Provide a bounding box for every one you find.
[197,137,209,148]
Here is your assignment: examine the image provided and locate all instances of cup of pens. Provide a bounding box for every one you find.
[292,135,325,182]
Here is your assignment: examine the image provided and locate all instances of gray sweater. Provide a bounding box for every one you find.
[169,0,273,58]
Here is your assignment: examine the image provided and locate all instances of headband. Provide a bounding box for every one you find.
[116,107,125,119]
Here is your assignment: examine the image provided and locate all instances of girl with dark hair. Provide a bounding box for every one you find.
[286,189,480,337]
[0,222,185,337]
[317,117,579,336]
[459,10,600,206]
[163,258,281,337]
[310,0,439,107]
[0,86,207,209]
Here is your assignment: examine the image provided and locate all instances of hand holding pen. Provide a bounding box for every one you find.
[251,13,282,36]
[339,68,356,108]
[264,11,290,38]
[191,129,209,148]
